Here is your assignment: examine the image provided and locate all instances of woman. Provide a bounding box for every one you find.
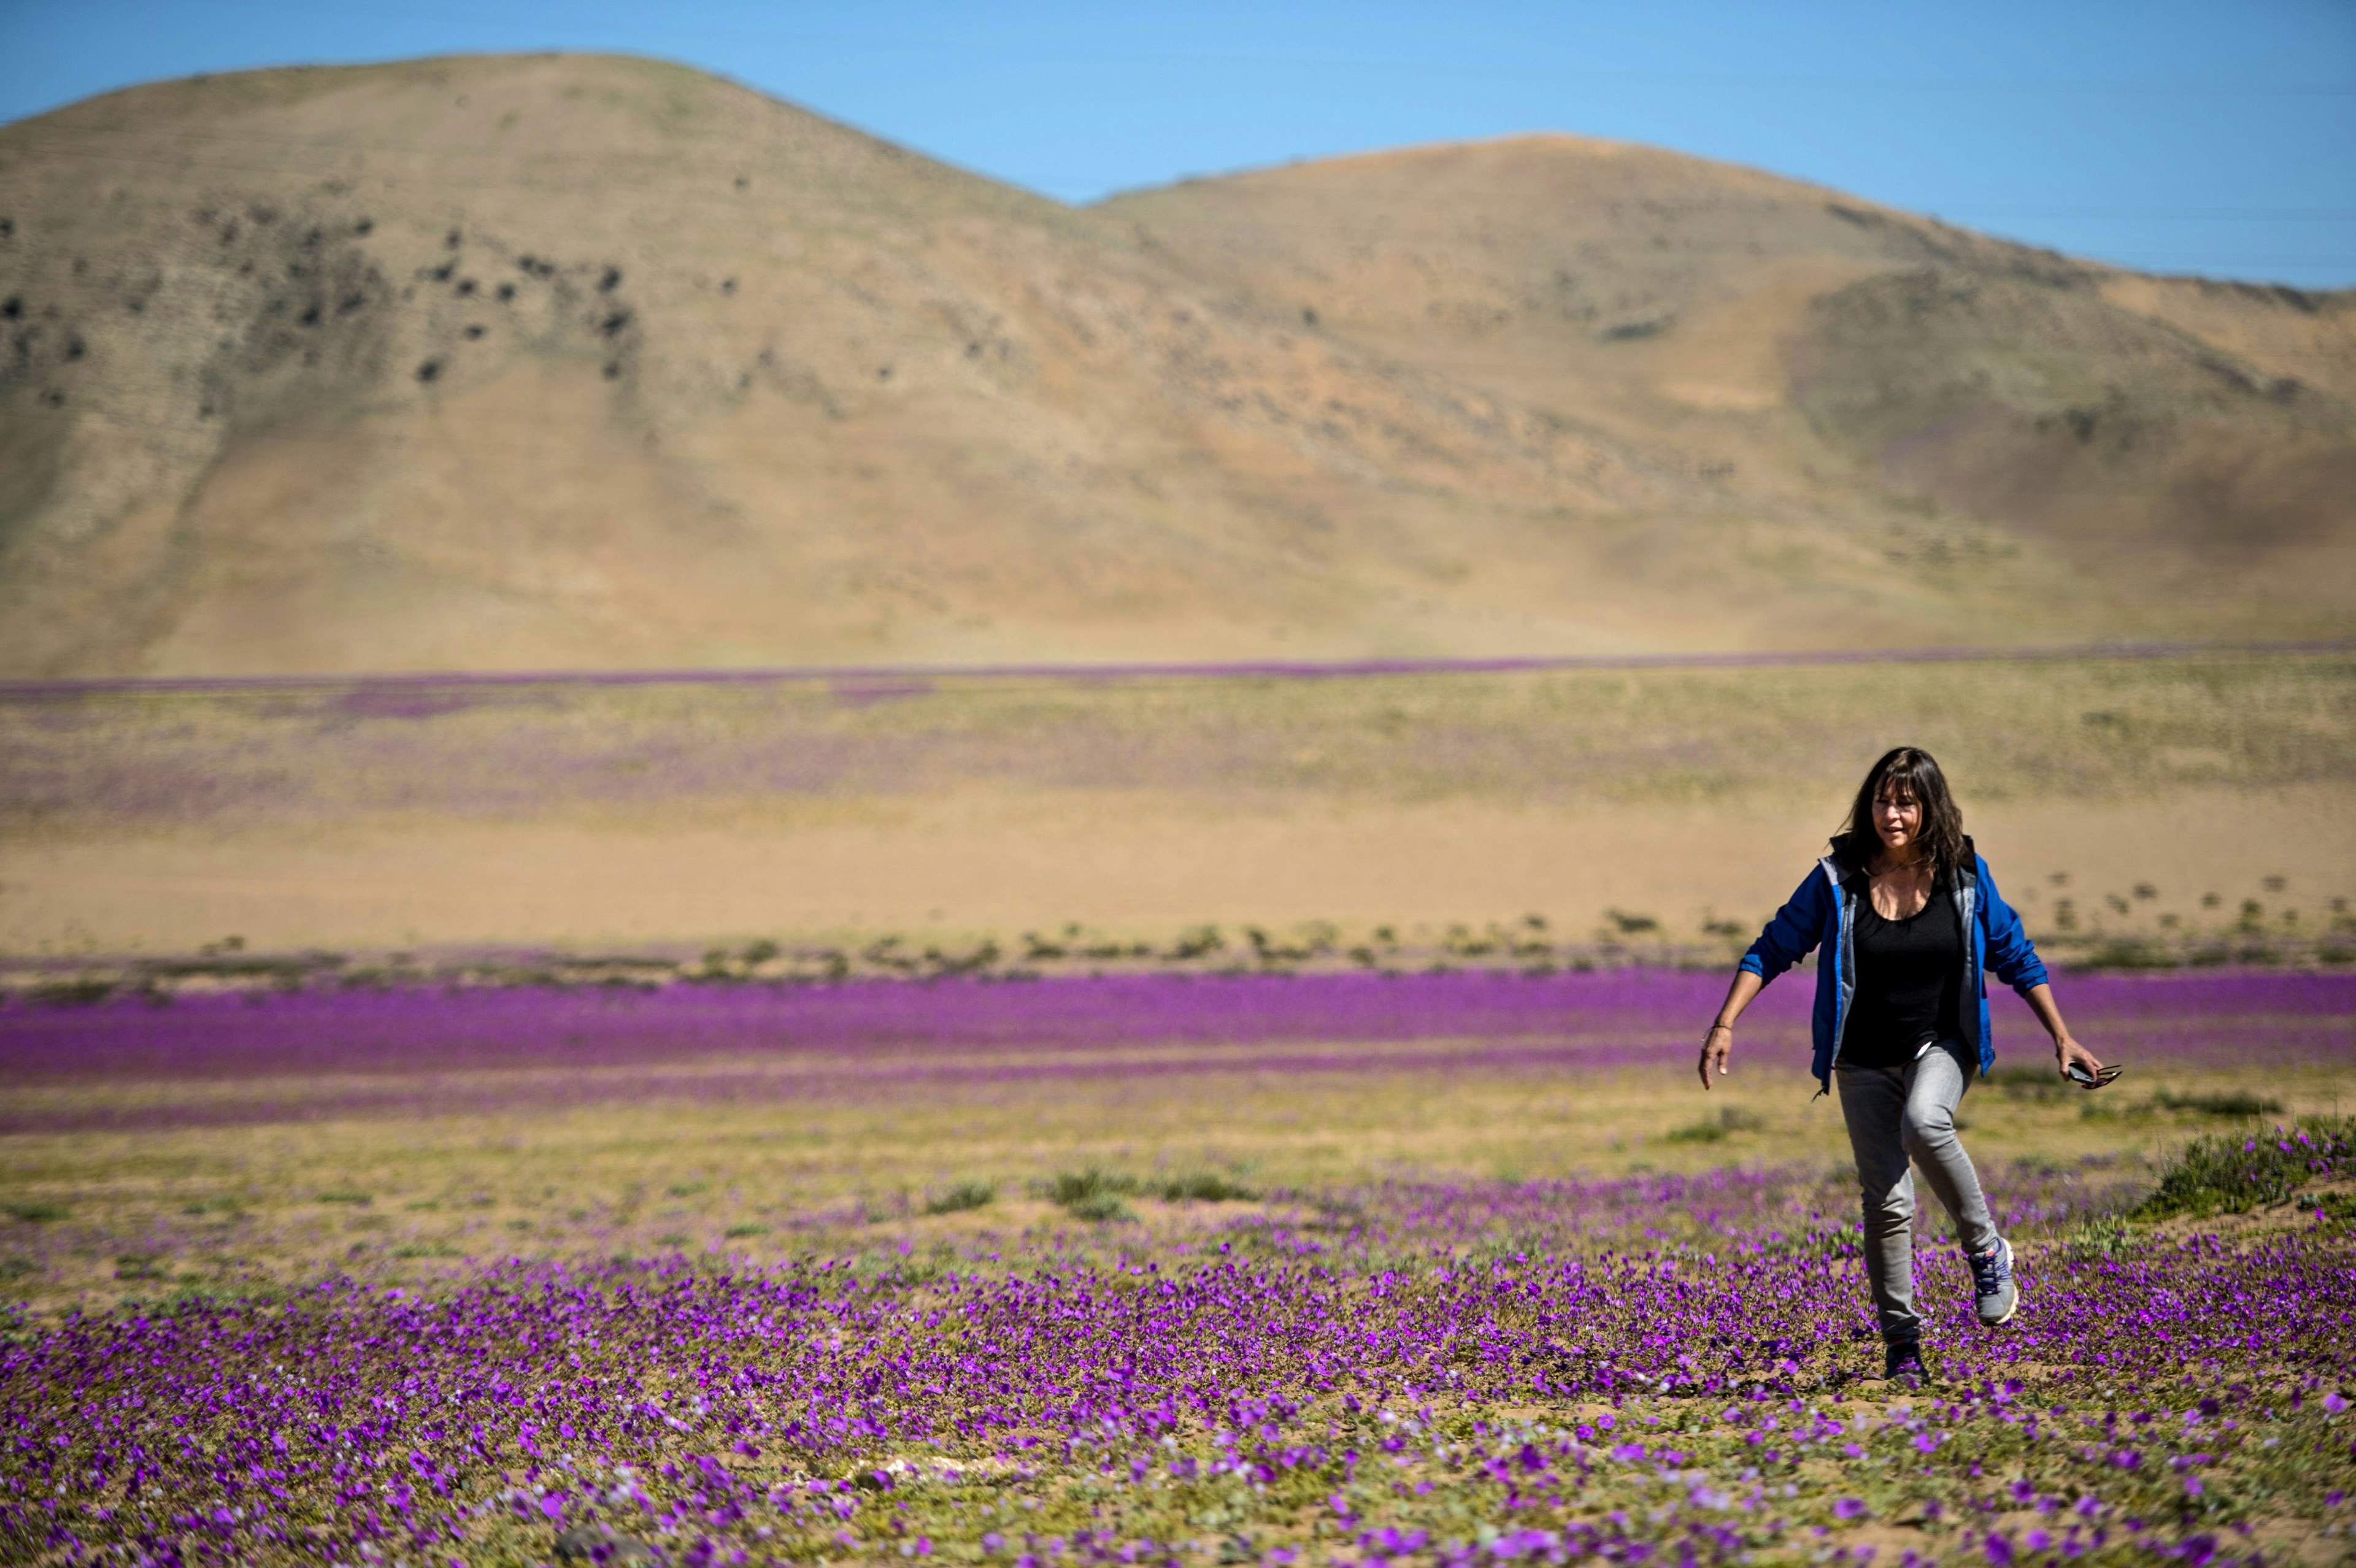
[1696,747,2104,1382]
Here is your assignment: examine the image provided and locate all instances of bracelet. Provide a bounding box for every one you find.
[1706,1023,1732,1035]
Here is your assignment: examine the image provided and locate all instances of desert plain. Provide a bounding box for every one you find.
[5,648,2355,1567]
[3,47,2355,1568]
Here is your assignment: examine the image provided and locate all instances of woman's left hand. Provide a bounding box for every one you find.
[2022,986,2101,1086]
[2056,1036,2105,1086]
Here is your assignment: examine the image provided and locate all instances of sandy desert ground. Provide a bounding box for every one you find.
[4,651,2349,959]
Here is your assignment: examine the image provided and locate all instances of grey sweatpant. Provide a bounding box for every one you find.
[1834,1037,2001,1345]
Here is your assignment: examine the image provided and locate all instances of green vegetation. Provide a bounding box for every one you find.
[1045,1167,1258,1220]
[27,980,118,1007]
[921,1180,997,1215]
[1061,1189,1133,1222]
[2058,1213,2138,1261]
[1150,1171,1259,1202]
[2133,1116,2354,1220]
[1046,1168,1136,1222]
[2152,1087,2282,1118]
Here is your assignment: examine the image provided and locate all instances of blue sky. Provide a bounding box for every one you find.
[4,0,2353,287]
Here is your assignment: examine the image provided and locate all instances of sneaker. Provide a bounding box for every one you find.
[1883,1340,1931,1383]
[1969,1237,2019,1326]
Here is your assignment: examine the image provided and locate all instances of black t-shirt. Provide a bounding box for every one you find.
[1843,874,1965,1068]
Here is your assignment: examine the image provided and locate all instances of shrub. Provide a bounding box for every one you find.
[1047,1168,1136,1206]
[927,940,1001,977]
[922,1181,996,1215]
[1047,1169,1142,1218]
[2081,936,2179,970]
[28,979,114,1007]
[1063,1191,1133,1223]
[1165,925,1225,960]
[2134,1116,2353,1220]
[1149,1172,1258,1203]
[2154,1088,2281,1118]
[2060,1215,2138,1261]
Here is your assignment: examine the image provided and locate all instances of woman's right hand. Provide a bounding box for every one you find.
[1698,1023,1733,1090]
[1699,972,1760,1091]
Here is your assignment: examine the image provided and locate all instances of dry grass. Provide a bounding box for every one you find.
[3,655,2350,955]
[5,1053,2348,1316]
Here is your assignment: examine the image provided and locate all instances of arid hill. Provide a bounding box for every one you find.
[1,53,2349,677]
[1102,140,2356,616]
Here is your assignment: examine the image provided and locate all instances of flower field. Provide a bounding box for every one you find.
[6,969,2352,1133]
[2,969,2354,1567]
[4,1159,2353,1568]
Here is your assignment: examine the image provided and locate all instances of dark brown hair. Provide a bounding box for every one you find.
[1833,747,1966,878]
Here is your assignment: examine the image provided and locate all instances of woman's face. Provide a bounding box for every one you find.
[1873,783,1923,858]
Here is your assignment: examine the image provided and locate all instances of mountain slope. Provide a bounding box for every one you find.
[1098,134,2356,625]
[0,58,2349,677]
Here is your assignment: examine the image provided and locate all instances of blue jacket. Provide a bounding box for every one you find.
[1739,839,2049,1088]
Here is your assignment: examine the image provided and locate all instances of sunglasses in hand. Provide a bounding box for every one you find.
[2065,1063,2125,1088]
